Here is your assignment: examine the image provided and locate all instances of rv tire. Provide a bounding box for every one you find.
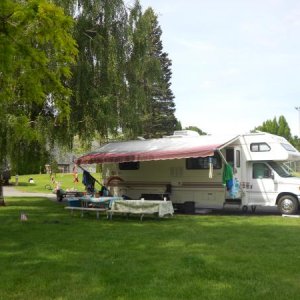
[278,195,299,215]
[242,205,248,213]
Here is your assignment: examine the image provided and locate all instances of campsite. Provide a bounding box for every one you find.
[2,190,300,299]
[1,169,300,299]
[3,0,300,299]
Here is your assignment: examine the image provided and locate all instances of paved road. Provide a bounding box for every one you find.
[3,185,56,200]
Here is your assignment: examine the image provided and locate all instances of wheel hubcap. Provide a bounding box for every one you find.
[281,199,294,212]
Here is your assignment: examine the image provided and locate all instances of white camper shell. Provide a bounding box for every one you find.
[76,131,300,214]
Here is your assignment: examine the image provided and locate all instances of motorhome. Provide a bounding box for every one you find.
[76,131,300,214]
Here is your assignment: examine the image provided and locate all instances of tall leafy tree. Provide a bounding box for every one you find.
[69,0,131,143]
[255,115,300,151]
[127,6,177,138]
[254,116,296,146]
[0,0,77,203]
[255,118,279,135]
[277,115,292,141]
[54,0,137,143]
[53,0,178,142]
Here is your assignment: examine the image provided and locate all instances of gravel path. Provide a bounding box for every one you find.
[3,185,56,199]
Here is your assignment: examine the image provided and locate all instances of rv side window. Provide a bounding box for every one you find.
[186,153,222,170]
[119,162,140,170]
[236,150,240,168]
[250,143,270,152]
[281,143,296,152]
[253,163,272,179]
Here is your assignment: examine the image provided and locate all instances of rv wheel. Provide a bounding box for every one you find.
[278,195,299,215]
[242,205,248,213]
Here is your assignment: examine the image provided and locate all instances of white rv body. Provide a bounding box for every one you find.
[77,131,300,214]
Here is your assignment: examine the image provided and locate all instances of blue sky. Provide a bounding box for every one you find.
[138,0,300,136]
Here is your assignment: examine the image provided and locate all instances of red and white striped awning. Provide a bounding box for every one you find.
[76,134,239,165]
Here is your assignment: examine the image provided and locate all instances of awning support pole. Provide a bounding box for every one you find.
[76,163,103,187]
[217,149,229,165]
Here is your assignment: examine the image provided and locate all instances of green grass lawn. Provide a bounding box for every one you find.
[11,173,102,193]
[1,197,300,299]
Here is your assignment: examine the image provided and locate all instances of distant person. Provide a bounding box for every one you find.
[28,178,34,184]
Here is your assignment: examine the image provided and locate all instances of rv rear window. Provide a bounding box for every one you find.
[250,143,270,152]
[186,153,222,170]
[281,143,296,152]
[119,162,140,170]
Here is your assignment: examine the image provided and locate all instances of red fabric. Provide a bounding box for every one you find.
[75,134,239,165]
[76,146,217,164]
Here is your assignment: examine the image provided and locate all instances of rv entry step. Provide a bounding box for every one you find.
[223,199,242,210]
[224,199,242,205]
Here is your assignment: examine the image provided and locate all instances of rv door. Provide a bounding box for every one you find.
[225,147,242,180]
[248,162,276,205]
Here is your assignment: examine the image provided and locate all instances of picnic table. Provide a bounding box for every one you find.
[108,199,174,221]
[81,196,123,208]
[65,196,123,219]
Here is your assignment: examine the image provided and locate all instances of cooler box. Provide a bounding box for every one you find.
[67,198,81,207]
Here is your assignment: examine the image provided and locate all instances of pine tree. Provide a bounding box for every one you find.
[141,8,177,138]
[126,6,178,138]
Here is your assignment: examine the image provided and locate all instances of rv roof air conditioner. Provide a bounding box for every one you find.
[173,130,200,137]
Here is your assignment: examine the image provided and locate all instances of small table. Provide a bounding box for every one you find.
[109,200,174,220]
[81,196,123,208]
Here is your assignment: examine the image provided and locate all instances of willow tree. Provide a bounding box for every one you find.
[0,0,77,204]
[55,0,177,142]
[53,0,133,143]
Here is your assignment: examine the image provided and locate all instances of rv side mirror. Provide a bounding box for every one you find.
[270,172,275,180]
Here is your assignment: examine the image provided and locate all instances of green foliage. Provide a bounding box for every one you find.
[0,0,77,166]
[291,136,300,150]
[127,7,178,138]
[277,115,292,141]
[10,140,50,175]
[55,0,178,141]
[254,115,300,150]
[63,0,130,141]
[185,126,207,135]
[255,115,292,141]
[1,0,179,175]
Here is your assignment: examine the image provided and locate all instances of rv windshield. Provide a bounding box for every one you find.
[267,161,294,178]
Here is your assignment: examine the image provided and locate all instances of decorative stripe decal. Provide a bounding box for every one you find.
[110,181,224,189]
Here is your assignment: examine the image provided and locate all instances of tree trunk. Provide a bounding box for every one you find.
[0,176,5,206]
